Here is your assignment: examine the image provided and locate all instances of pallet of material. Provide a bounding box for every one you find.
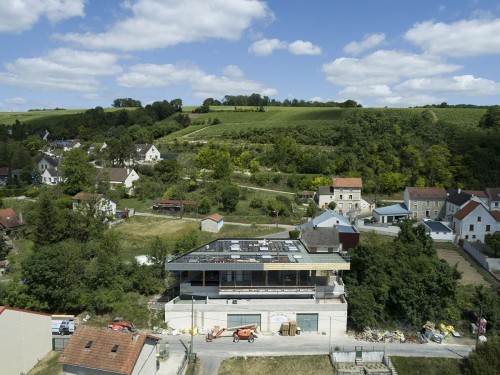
[289,321,297,336]
[280,323,290,336]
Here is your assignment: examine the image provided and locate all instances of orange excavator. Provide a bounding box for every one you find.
[205,324,258,343]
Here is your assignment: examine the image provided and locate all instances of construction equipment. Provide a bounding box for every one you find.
[205,324,258,343]
[107,317,136,332]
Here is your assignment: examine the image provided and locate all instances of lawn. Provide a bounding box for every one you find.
[111,216,282,259]
[391,356,464,375]
[27,351,62,375]
[217,355,333,375]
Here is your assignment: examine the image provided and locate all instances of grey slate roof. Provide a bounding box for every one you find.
[297,209,351,229]
[300,227,340,248]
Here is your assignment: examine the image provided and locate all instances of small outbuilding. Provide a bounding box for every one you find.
[421,220,453,242]
[372,203,411,224]
[201,213,224,233]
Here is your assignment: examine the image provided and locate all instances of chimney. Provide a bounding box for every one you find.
[126,168,130,175]
[19,213,23,223]
[132,331,139,342]
[458,188,461,194]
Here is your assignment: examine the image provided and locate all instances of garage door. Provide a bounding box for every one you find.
[227,314,261,328]
[297,313,318,332]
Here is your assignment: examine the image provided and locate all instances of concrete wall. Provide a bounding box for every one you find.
[487,258,500,271]
[356,220,400,237]
[0,308,52,375]
[165,299,348,336]
[462,240,489,270]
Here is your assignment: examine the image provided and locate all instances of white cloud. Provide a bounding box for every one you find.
[396,75,500,96]
[248,38,287,56]
[288,40,321,55]
[55,0,271,51]
[0,0,85,33]
[249,38,321,56]
[222,65,244,78]
[117,62,277,99]
[339,84,393,98]
[0,48,121,92]
[5,97,28,105]
[343,33,385,55]
[405,18,500,57]
[322,50,461,86]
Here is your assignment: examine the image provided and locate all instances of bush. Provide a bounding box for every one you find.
[289,230,300,239]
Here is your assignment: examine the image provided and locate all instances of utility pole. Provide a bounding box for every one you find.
[328,316,332,354]
[190,296,194,355]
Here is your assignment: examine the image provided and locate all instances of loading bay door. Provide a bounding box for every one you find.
[297,313,318,332]
[227,314,261,328]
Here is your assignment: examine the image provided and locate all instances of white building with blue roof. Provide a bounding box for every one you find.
[372,203,411,224]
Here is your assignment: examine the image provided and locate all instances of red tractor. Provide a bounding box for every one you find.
[206,324,258,343]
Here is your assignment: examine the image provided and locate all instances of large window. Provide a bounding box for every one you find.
[469,224,474,231]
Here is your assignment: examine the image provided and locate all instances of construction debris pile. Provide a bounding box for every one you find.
[353,327,406,343]
[418,321,460,344]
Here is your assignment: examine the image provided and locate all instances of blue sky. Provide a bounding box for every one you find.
[1,0,500,111]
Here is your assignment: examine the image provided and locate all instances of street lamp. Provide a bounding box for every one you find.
[272,210,279,228]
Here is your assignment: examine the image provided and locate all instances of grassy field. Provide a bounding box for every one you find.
[27,351,62,375]
[217,355,333,375]
[0,107,137,126]
[391,356,463,375]
[112,216,282,259]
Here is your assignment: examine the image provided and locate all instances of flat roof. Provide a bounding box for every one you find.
[166,239,350,271]
[422,220,452,233]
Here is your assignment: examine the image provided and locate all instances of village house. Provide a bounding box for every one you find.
[0,207,25,233]
[58,326,160,375]
[97,167,139,193]
[165,236,350,336]
[453,201,500,243]
[486,187,500,211]
[135,144,161,163]
[445,189,488,220]
[316,177,366,218]
[403,187,447,220]
[0,306,52,375]
[72,192,117,218]
[37,155,64,185]
[201,213,224,233]
[296,210,360,250]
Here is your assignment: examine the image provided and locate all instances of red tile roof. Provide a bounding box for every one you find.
[0,208,24,229]
[331,177,362,188]
[406,187,447,200]
[463,190,488,199]
[204,213,224,222]
[490,211,500,222]
[59,327,158,375]
[454,201,482,220]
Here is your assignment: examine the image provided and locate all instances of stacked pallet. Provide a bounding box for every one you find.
[289,321,297,336]
[280,322,290,336]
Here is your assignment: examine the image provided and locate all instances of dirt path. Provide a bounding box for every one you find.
[436,245,490,286]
